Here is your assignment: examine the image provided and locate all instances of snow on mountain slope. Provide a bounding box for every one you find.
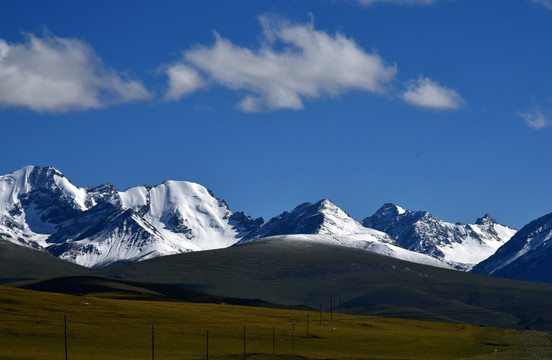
[45,202,169,268]
[0,166,88,214]
[362,204,516,271]
[0,166,262,267]
[0,166,89,249]
[119,180,248,251]
[250,234,452,269]
[239,199,383,242]
[472,212,552,282]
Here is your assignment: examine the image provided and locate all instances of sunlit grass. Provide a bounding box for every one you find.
[2,286,551,359]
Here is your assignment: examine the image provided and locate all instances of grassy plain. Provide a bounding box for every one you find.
[2,286,552,360]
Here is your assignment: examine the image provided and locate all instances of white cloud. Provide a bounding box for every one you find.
[357,0,443,6]
[402,77,463,110]
[165,15,397,112]
[0,33,150,112]
[519,106,552,129]
[531,0,552,10]
[163,63,205,101]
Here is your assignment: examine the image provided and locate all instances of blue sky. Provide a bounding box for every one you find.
[1,0,551,229]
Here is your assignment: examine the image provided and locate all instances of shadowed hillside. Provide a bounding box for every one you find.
[0,239,90,283]
[99,238,552,330]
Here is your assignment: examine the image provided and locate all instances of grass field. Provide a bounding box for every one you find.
[2,286,552,360]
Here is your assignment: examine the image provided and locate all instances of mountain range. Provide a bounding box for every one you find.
[1,165,550,284]
[362,203,516,270]
[0,166,261,267]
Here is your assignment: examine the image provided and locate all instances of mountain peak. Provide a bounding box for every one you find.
[240,198,367,241]
[475,214,497,225]
[315,198,338,211]
[369,203,407,221]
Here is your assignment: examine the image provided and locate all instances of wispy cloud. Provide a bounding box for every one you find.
[531,0,552,10]
[356,0,444,6]
[519,106,552,129]
[0,32,150,112]
[402,77,463,110]
[164,15,397,112]
[163,64,205,101]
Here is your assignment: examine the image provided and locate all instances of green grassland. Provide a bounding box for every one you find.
[1,285,552,360]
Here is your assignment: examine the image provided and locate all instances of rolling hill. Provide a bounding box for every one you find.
[96,238,552,330]
[5,233,552,331]
[0,238,89,283]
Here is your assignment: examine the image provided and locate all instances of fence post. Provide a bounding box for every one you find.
[206,330,209,360]
[330,297,333,321]
[64,315,68,360]
[272,326,275,358]
[306,314,309,338]
[243,326,246,360]
[319,303,322,325]
[152,325,155,360]
[292,322,295,351]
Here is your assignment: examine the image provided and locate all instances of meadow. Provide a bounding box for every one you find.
[1,285,551,360]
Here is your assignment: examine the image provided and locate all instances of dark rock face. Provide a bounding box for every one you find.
[475,214,497,226]
[228,211,265,238]
[364,204,462,253]
[85,184,121,208]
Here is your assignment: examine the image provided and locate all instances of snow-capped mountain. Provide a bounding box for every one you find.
[471,212,552,282]
[0,166,262,267]
[362,203,517,270]
[239,199,388,241]
[235,199,454,268]
[0,166,517,272]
